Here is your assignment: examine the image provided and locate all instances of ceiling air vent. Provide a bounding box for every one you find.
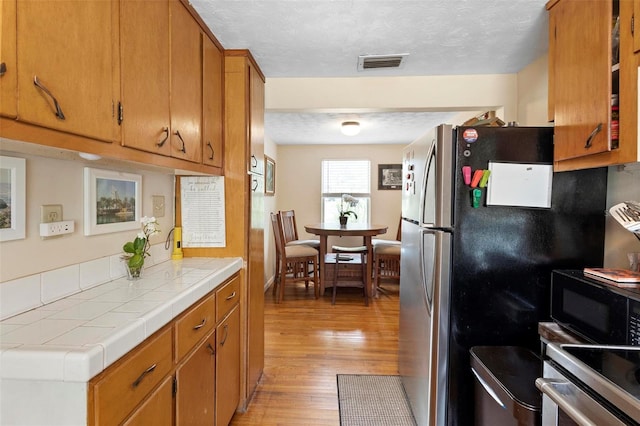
[358,53,409,71]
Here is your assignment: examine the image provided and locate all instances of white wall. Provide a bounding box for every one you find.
[516,54,551,127]
[263,135,278,287]
[0,149,175,283]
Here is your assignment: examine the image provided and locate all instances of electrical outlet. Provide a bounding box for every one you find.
[152,195,165,217]
[40,220,74,237]
[41,204,63,223]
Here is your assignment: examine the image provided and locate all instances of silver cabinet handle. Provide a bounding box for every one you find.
[584,123,602,149]
[132,364,157,388]
[174,130,186,153]
[225,291,237,301]
[193,318,206,330]
[157,127,169,147]
[252,178,258,191]
[207,141,214,160]
[33,76,65,120]
[251,154,258,168]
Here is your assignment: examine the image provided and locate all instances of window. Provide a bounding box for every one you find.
[321,160,370,223]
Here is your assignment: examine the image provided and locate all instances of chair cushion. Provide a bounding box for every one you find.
[332,245,367,253]
[286,239,320,248]
[285,244,318,257]
[375,244,401,255]
[372,238,401,248]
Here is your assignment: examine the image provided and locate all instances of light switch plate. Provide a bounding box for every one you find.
[152,195,165,218]
[41,204,63,223]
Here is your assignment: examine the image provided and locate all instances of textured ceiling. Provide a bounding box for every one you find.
[190,0,549,145]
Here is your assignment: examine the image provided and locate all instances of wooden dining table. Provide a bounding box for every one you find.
[304,223,388,299]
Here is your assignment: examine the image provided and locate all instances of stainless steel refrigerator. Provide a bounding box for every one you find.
[398,124,608,426]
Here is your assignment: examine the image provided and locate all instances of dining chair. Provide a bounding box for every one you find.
[331,245,369,306]
[271,212,319,303]
[373,244,401,293]
[279,210,320,248]
[372,217,402,249]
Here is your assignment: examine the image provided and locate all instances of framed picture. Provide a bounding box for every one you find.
[378,164,402,190]
[0,156,26,242]
[84,167,142,236]
[265,155,275,196]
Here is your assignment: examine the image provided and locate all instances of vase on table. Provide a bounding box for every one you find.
[339,216,348,226]
[124,260,144,280]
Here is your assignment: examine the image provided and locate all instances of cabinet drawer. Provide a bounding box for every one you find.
[216,276,240,322]
[175,292,216,361]
[92,327,172,426]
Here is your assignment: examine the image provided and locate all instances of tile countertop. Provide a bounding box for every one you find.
[0,257,242,383]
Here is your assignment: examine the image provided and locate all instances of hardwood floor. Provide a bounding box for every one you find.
[230,281,400,425]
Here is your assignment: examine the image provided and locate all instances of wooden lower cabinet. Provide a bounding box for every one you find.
[88,274,241,425]
[216,305,241,426]
[123,376,174,426]
[176,330,216,425]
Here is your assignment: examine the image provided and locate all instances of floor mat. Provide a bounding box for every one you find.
[337,374,417,426]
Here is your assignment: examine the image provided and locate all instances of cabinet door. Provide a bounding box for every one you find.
[120,0,171,156]
[176,330,216,426]
[123,376,173,426]
[216,306,240,426]
[553,0,612,161]
[202,35,224,168]
[16,0,117,142]
[634,0,640,52]
[170,0,203,163]
[0,0,16,118]
[547,3,556,122]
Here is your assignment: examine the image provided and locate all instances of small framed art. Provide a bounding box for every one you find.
[378,164,402,190]
[84,167,142,236]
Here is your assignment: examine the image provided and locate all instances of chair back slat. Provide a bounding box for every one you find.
[280,210,299,244]
[271,212,285,254]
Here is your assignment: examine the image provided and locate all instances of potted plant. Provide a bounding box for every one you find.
[122,216,160,280]
[338,194,359,226]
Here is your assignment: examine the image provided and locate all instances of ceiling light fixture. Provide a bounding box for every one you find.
[341,121,360,136]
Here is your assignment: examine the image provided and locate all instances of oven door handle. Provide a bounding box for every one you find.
[535,378,627,426]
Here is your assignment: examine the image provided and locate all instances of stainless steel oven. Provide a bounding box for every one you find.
[536,343,640,426]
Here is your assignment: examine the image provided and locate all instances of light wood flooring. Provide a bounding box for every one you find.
[230,281,400,425]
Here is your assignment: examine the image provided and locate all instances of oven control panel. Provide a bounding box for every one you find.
[630,300,640,346]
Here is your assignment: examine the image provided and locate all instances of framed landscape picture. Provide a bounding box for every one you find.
[84,167,141,236]
[0,156,26,242]
[378,164,402,190]
[265,155,275,196]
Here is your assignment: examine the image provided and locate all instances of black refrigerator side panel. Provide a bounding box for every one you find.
[445,126,607,426]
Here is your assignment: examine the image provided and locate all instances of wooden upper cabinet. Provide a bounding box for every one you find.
[552,0,612,162]
[120,0,171,156]
[170,0,203,163]
[15,0,118,142]
[634,0,640,52]
[202,35,224,169]
[0,0,17,118]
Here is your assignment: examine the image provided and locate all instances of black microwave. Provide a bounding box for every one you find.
[551,270,640,346]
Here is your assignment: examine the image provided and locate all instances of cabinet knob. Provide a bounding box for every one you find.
[174,130,187,153]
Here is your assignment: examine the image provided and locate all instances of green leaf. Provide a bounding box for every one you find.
[128,253,144,268]
[123,241,135,253]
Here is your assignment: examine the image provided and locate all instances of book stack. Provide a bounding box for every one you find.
[583,268,640,288]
